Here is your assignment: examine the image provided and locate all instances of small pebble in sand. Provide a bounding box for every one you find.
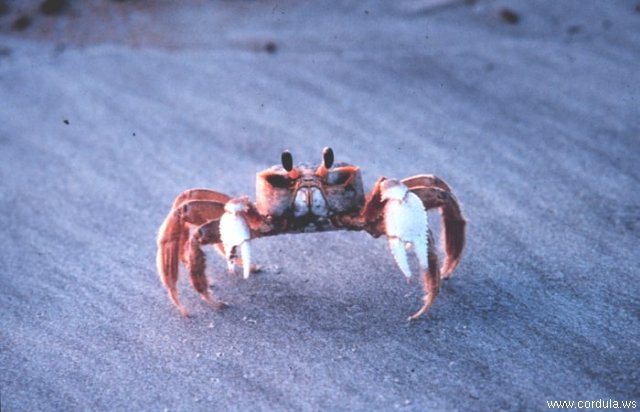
[0,1,9,16]
[40,0,67,16]
[12,15,32,31]
[499,7,520,24]
[567,25,582,35]
[265,41,277,54]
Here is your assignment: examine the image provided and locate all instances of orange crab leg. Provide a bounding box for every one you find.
[156,197,228,316]
[404,185,465,277]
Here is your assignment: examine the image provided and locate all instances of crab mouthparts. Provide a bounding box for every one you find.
[293,186,329,218]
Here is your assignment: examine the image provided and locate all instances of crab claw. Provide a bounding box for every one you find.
[219,197,253,279]
[381,179,439,320]
[381,179,428,277]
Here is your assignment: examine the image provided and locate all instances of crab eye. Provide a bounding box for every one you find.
[322,147,334,169]
[281,150,293,172]
[265,174,291,189]
[326,170,352,185]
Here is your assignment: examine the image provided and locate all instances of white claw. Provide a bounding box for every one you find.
[240,241,251,279]
[226,257,235,274]
[413,234,428,273]
[389,237,413,279]
[220,199,252,275]
[381,179,429,276]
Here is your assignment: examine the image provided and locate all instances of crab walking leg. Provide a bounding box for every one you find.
[403,182,465,278]
[171,188,232,210]
[409,229,440,321]
[219,198,253,279]
[170,189,231,264]
[156,199,227,316]
[401,174,452,193]
[186,221,228,310]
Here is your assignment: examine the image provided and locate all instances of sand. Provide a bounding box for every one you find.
[1,0,638,410]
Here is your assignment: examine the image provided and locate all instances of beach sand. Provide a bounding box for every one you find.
[1,1,638,409]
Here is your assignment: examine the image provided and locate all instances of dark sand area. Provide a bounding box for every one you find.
[1,1,638,410]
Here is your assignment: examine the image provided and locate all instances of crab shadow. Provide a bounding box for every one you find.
[202,261,482,341]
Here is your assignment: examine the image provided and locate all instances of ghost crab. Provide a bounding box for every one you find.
[156,147,465,320]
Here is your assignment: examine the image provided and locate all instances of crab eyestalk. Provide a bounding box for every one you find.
[317,146,334,177]
[281,150,293,171]
[281,150,298,179]
[322,147,334,169]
